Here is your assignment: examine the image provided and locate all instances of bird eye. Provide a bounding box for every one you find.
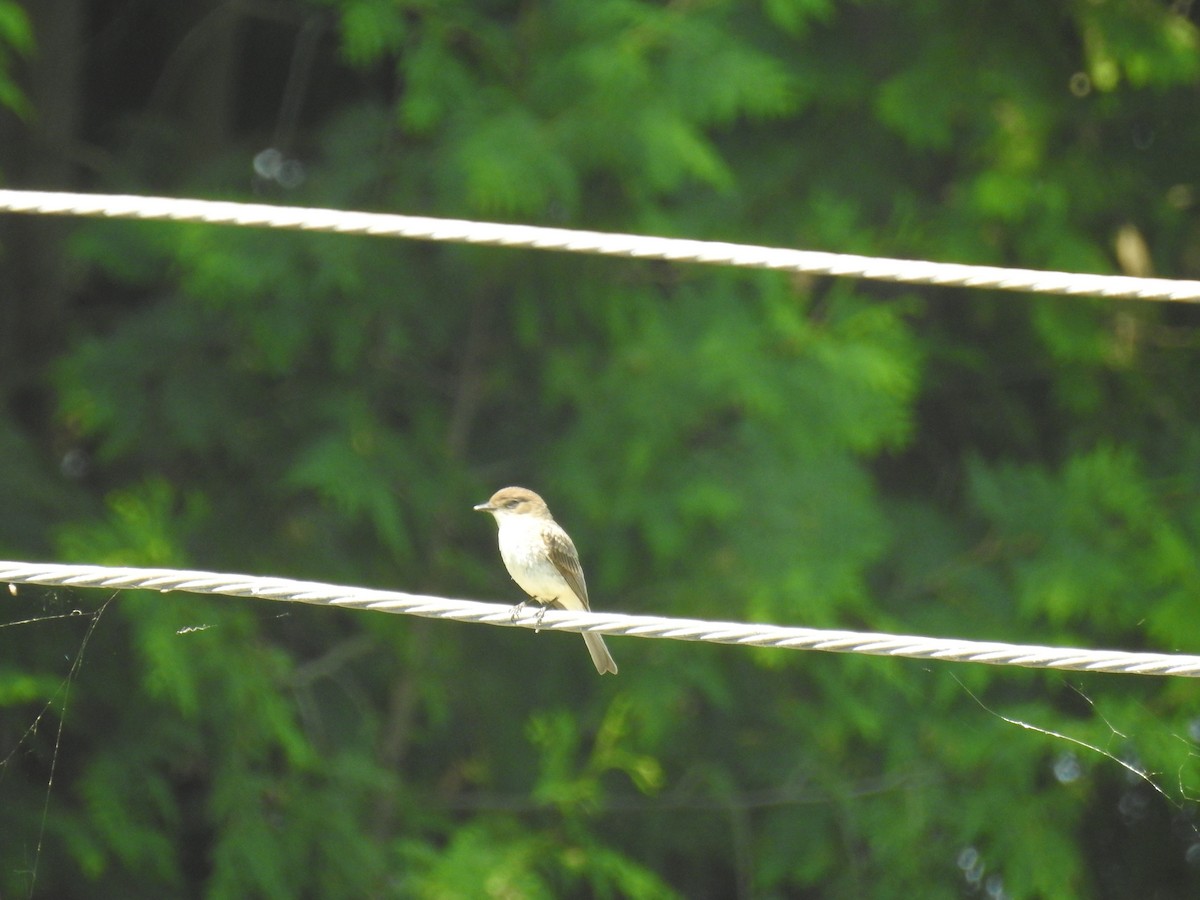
[504,500,519,509]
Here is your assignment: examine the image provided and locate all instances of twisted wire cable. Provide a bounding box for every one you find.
[3,560,1198,677]
[1,189,1199,302]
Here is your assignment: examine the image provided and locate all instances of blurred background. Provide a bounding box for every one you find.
[2,0,1200,896]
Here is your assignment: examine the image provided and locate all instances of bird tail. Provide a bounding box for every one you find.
[584,632,618,675]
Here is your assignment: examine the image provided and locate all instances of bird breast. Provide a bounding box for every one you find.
[496,516,573,602]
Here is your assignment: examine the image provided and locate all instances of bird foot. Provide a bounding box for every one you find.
[510,599,548,633]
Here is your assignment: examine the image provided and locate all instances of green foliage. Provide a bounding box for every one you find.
[0,0,31,117]
[2,0,1200,897]
[968,445,1200,634]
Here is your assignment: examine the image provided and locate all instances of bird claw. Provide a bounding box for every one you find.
[510,599,548,633]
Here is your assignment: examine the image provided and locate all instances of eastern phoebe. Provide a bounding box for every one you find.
[474,486,618,675]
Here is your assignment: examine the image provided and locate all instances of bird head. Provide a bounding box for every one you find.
[473,486,552,520]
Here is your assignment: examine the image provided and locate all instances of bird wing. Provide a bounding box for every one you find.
[546,527,590,610]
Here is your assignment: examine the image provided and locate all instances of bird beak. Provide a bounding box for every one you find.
[473,502,493,512]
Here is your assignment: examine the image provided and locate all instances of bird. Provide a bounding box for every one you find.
[474,486,618,675]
